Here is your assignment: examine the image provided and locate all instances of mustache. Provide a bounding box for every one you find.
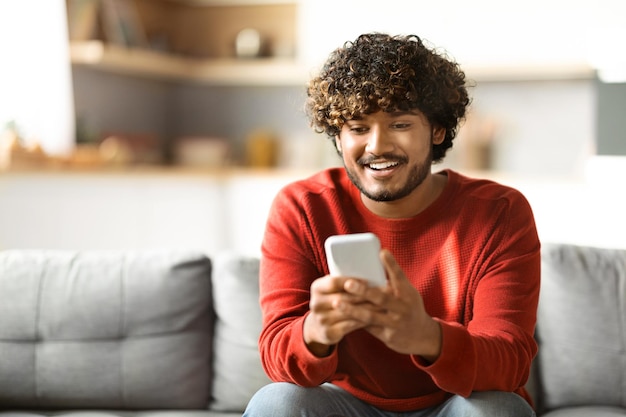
[357,154,408,165]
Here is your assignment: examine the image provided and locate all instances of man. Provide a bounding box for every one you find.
[244,33,540,417]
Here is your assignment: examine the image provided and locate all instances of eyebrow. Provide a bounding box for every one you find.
[387,110,419,117]
[349,110,419,121]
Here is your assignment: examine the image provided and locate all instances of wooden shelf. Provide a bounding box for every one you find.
[464,62,596,82]
[70,41,309,86]
[168,0,296,4]
[71,41,595,87]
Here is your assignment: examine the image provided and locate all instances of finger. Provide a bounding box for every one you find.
[343,278,370,296]
[309,280,373,323]
[306,304,369,344]
[304,310,366,348]
[314,277,375,308]
[311,274,351,295]
[380,249,409,296]
[333,297,388,326]
[347,284,391,309]
[339,271,394,312]
[309,290,363,315]
[317,275,379,298]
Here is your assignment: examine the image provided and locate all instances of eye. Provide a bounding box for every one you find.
[391,122,412,129]
[349,125,369,134]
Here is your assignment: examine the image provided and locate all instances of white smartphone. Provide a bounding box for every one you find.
[324,232,387,287]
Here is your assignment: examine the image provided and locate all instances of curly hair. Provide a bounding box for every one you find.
[305,33,471,162]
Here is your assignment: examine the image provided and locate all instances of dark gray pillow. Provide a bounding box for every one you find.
[537,244,626,410]
[0,250,212,409]
[210,252,271,412]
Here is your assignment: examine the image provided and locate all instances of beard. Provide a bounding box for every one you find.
[344,145,434,203]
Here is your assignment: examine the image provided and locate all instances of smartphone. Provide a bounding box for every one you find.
[324,232,387,287]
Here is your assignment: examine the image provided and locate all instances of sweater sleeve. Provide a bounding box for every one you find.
[257,187,339,386]
[412,189,541,397]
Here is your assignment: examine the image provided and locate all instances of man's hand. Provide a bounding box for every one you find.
[304,249,442,361]
[303,273,379,357]
[363,249,442,361]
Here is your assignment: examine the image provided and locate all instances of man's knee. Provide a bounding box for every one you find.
[243,383,308,417]
[438,391,535,417]
[243,382,373,417]
[245,382,356,417]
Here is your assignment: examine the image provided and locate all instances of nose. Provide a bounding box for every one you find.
[365,125,394,155]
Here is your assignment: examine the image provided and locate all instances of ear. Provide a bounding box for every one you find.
[432,126,446,145]
[334,135,342,153]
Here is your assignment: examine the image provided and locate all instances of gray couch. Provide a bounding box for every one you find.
[0,250,270,417]
[0,244,624,416]
[531,244,626,417]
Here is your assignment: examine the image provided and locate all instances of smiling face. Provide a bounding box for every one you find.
[337,110,445,215]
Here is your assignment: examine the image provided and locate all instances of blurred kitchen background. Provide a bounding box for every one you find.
[1,0,625,255]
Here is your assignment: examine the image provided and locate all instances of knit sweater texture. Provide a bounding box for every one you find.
[258,168,540,412]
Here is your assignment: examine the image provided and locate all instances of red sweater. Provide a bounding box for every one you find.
[258,168,540,412]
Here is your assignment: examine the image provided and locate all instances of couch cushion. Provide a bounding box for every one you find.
[541,406,626,417]
[0,411,239,417]
[209,253,271,412]
[0,250,213,409]
[537,244,626,411]
[0,411,240,417]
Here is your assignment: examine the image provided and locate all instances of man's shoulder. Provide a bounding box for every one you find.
[280,167,349,198]
[268,168,353,226]
[445,170,538,239]
[448,170,528,203]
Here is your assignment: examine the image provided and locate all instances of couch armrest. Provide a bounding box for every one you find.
[536,243,626,412]
[209,252,271,412]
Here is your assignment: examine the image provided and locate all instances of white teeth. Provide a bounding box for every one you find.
[368,161,398,170]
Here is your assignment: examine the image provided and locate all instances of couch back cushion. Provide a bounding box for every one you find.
[209,252,271,412]
[537,244,626,411]
[0,250,212,409]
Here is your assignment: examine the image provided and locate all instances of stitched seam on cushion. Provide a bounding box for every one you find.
[33,253,48,406]
[618,252,626,408]
[120,253,127,408]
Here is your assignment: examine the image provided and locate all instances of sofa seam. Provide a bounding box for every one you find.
[618,253,626,408]
[120,253,127,408]
[32,253,49,406]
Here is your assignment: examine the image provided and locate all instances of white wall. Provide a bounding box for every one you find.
[297,0,625,76]
[488,156,626,250]
[0,171,296,257]
[0,0,75,156]
[1,161,624,256]
[466,80,596,178]
[0,172,225,255]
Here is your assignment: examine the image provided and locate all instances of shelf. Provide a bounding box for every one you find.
[71,41,596,87]
[70,41,309,86]
[464,62,596,82]
[168,0,296,4]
